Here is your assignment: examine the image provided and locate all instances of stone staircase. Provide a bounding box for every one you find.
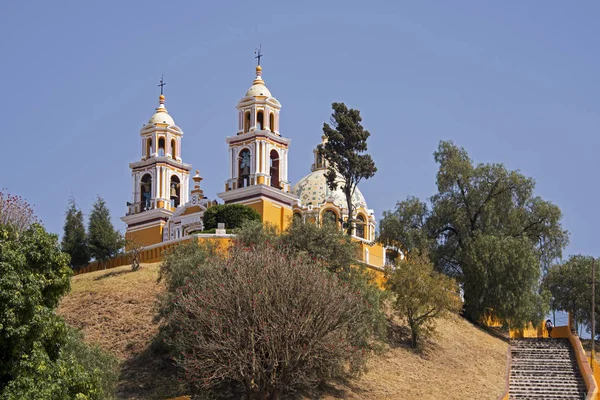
[509,338,587,399]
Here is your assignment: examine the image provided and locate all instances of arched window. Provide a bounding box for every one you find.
[171,139,176,159]
[269,112,275,132]
[322,209,337,226]
[257,110,264,130]
[140,174,152,211]
[269,149,280,188]
[355,214,366,239]
[238,149,251,188]
[170,175,181,208]
[146,138,152,157]
[244,111,251,133]
[158,137,165,156]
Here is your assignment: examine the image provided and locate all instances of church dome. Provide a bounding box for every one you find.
[147,95,175,126]
[245,84,272,98]
[244,66,273,98]
[292,169,368,210]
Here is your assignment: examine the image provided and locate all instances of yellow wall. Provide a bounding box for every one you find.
[126,224,164,247]
[250,198,293,231]
[77,235,233,275]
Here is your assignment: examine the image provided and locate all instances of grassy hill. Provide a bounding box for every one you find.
[58,263,508,400]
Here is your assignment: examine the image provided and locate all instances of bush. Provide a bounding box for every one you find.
[203,204,261,231]
[386,253,462,348]
[0,223,115,399]
[61,327,120,400]
[165,244,376,399]
[155,240,217,325]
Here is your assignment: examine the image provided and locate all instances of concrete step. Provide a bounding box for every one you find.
[508,339,586,399]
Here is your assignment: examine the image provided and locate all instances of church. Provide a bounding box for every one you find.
[120,62,394,270]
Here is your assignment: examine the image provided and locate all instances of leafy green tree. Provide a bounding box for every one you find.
[319,102,377,235]
[386,253,462,348]
[379,141,568,327]
[543,255,598,334]
[0,223,114,399]
[88,196,124,269]
[61,197,90,269]
[202,204,261,231]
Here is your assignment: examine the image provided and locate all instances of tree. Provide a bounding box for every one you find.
[203,204,261,231]
[0,223,115,399]
[61,196,90,269]
[386,253,461,348]
[0,189,37,232]
[88,196,124,269]
[543,255,598,334]
[319,103,376,235]
[127,239,144,272]
[165,243,377,399]
[379,141,568,326]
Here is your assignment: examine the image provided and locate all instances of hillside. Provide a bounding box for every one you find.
[58,263,508,400]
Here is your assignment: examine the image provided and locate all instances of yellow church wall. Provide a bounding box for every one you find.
[126,224,164,248]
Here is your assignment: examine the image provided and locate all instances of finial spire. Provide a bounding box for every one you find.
[158,74,166,95]
[254,44,263,66]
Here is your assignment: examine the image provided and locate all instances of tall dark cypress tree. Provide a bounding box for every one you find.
[319,102,377,235]
[88,196,124,269]
[61,197,90,269]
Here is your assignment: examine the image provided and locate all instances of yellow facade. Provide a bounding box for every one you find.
[125,223,165,248]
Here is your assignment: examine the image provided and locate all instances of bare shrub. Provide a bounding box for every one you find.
[0,189,37,231]
[165,243,376,399]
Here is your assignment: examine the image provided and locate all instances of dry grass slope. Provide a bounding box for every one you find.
[58,263,508,400]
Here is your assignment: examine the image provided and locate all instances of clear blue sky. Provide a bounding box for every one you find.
[1,1,598,258]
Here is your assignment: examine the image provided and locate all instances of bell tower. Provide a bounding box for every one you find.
[218,59,298,230]
[121,86,191,246]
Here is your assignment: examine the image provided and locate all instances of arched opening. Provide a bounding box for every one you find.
[269,112,275,132]
[244,111,251,133]
[293,211,303,223]
[269,149,280,188]
[171,139,176,159]
[170,175,181,208]
[146,138,152,157]
[322,209,337,226]
[140,174,152,211]
[257,110,264,130]
[158,137,165,156]
[355,214,366,239]
[238,149,251,188]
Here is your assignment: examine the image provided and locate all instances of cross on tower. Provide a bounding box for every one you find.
[254,44,263,66]
[158,75,166,95]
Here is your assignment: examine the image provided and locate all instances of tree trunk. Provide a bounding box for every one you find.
[409,320,419,348]
[345,192,353,236]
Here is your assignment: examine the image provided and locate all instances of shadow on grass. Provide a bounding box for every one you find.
[94,269,135,281]
[115,340,187,400]
[387,318,413,349]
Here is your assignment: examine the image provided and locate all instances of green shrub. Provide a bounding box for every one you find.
[202,204,261,231]
[386,253,462,348]
[0,223,116,399]
[156,240,218,326]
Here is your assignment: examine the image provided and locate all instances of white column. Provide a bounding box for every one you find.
[254,142,259,175]
[229,148,233,178]
[153,169,158,200]
[132,173,136,203]
[233,148,239,179]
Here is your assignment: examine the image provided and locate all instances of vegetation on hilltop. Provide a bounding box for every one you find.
[379,140,567,327]
[319,102,377,235]
[0,192,118,399]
